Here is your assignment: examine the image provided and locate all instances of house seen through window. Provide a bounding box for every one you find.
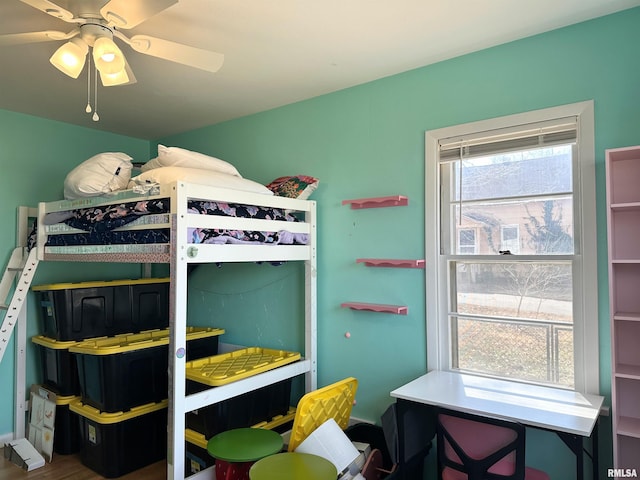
[425,102,598,393]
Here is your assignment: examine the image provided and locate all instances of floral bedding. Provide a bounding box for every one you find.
[34,199,308,248]
[187,201,308,245]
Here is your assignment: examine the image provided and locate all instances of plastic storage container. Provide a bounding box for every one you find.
[32,278,170,341]
[184,410,298,477]
[185,347,301,386]
[287,377,358,452]
[70,399,167,478]
[185,429,216,476]
[71,327,224,412]
[186,381,292,438]
[31,336,81,396]
[53,395,81,455]
[185,348,300,438]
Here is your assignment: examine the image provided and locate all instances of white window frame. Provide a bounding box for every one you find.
[500,224,520,254]
[457,227,478,254]
[425,101,599,394]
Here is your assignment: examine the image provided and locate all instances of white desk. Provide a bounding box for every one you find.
[390,370,605,479]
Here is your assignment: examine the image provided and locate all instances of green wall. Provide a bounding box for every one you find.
[0,7,638,478]
[158,8,640,478]
[0,111,150,437]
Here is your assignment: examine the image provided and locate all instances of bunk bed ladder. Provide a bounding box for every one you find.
[0,247,39,364]
[2,207,39,440]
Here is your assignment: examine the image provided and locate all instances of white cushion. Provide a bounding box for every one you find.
[64,152,133,199]
[128,166,274,195]
[140,145,241,177]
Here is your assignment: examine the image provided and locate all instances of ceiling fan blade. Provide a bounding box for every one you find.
[0,29,78,46]
[19,0,75,22]
[100,0,178,29]
[122,34,224,73]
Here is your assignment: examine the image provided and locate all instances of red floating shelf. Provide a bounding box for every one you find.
[341,302,408,315]
[342,195,408,209]
[356,259,425,268]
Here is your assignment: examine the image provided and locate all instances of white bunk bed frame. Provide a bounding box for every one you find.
[35,181,318,480]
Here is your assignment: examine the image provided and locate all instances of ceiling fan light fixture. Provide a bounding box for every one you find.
[92,36,125,75]
[49,37,88,78]
[100,67,128,86]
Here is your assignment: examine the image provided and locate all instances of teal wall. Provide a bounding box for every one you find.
[158,9,640,478]
[0,7,638,479]
[0,111,150,437]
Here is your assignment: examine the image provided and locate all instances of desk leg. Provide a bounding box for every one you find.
[396,399,408,480]
[557,432,584,479]
[593,419,599,480]
[556,418,598,480]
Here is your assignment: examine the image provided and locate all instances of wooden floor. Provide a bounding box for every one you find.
[0,449,167,480]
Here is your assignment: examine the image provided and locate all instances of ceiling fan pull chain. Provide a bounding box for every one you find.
[92,62,99,122]
[85,55,92,114]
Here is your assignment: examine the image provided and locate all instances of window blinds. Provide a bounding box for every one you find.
[438,116,578,162]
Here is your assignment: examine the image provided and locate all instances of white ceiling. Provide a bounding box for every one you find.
[1,0,638,140]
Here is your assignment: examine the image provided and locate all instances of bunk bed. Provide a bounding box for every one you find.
[32,180,318,480]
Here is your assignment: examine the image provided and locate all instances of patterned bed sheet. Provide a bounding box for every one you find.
[34,198,309,249]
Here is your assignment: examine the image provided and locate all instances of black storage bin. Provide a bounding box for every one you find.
[33,278,169,341]
[130,281,170,332]
[53,395,82,455]
[259,379,293,423]
[185,378,292,438]
[74,337,168,413]
[71,327,224,413]
[185,429,215,477]
[186,382,255,438]
[32,335,80,396]
[70,399,167,478]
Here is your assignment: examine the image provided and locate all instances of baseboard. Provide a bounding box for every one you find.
[349,416,374,426]
[0,432,15,445]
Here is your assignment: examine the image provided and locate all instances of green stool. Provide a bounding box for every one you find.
[249,452,337,480]
[207,428,283,480]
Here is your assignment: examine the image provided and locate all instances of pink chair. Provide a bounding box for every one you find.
[436,408,550,480]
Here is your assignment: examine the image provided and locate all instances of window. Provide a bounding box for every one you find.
[457,228,478,254]
[425,102,598,393]
[500,225,520,254]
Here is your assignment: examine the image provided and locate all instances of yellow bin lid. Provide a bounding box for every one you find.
[31,335,80,350]
[68,327,225,355]
[32,277,170,291]
[185,348,301,386]
[185,429,208,449]
[287,377,358,452]
[56,395,81,406]
[252,407,297,431]
[70,398,168,424]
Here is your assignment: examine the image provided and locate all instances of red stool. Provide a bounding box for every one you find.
[207,428,283,480]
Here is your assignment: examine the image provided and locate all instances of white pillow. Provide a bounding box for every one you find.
[128,166,274,196]
[140,145,241,177]
[64,152,133,199]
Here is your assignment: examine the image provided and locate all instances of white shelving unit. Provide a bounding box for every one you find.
[606,145,640,468]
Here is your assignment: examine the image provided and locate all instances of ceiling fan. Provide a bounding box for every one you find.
[0,0,225,87]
